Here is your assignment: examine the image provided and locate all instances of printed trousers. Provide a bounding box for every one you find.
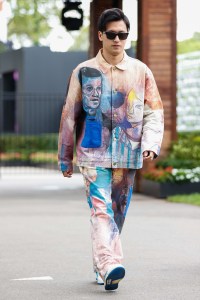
[79,166,136,277]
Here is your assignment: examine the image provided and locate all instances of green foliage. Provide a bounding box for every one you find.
[177,32,200,54]
[69,23,89,51]
[144,132,200,183]
[156,131,200,169]
[0,134,58,161]
[156,158,198,169]
[0,42,7,54]
[8,0,59,46]
[144,167,174,183]
[131,41,137,49]
[144,167,200,184]
[167,193,200,207]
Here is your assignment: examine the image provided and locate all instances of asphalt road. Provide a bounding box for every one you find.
[0,168,200,300]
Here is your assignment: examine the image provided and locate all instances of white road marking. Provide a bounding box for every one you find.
[12,276,53,281]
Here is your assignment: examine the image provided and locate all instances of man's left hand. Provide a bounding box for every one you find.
[143,150,155,161]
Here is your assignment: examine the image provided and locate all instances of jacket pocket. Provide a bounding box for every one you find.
[81,117,102,148]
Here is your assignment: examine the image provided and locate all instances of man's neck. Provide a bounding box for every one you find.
[101,50,124,66]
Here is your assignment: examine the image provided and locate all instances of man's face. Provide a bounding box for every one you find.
[98,20,128,57]
[82,76,102,110]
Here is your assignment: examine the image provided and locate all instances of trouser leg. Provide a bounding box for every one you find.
[79,166,136,277]
[111,168,136,234]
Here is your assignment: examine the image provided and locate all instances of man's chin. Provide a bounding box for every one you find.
[91,102,99,108]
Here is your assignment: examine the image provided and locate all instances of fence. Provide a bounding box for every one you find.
[0,92,65,175]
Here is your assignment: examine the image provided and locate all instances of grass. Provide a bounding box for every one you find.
[167,193,200,207]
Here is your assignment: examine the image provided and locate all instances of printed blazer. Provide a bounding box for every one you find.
[58,50,164,171]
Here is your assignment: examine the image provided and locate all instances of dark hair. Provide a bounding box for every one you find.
[78,67,102,86]
[97,8,130,32]
[81,67,102,78]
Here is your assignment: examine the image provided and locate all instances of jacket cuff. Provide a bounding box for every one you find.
[59,162,73,172]
[141,145,161,157]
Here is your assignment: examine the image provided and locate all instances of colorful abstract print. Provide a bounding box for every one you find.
[79,166,136,276]
[58,50,164,171]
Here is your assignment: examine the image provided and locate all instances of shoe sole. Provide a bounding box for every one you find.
[105,266,125,291]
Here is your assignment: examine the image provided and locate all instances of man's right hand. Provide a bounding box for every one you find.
[62,170,73,178]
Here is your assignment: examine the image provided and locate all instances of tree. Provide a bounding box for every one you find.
[0,42,7,53]
[68,22,89,51]
[177,32,200,54]
[8,0,60,47]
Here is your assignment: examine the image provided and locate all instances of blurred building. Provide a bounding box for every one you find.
[0,47,87,134]
[0,46,134,134]
[177,51,200,131]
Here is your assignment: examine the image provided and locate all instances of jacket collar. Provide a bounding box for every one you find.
[96,49,129,73]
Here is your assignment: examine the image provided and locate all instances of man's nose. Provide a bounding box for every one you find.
[93,88,99,96]
[114,34,120,41]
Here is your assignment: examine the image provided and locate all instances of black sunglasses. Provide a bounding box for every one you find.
[103,31,129,40]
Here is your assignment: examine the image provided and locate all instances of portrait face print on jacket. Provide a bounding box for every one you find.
[80,67,102,116]
[79,67,103,148]
[127,89,143,123]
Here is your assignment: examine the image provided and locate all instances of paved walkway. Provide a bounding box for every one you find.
[0,168,200,300]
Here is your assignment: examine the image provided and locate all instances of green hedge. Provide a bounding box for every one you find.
[156,131,200,169]
[1,132,200,166]
[0,134,58,153]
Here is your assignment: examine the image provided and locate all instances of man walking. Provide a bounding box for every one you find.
[58,8,164,291]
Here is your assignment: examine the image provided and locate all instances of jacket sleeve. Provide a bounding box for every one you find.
[58,69,82,171]
[141,66,164,157]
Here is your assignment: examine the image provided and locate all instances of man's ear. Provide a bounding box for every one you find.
[98,31,103,42]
